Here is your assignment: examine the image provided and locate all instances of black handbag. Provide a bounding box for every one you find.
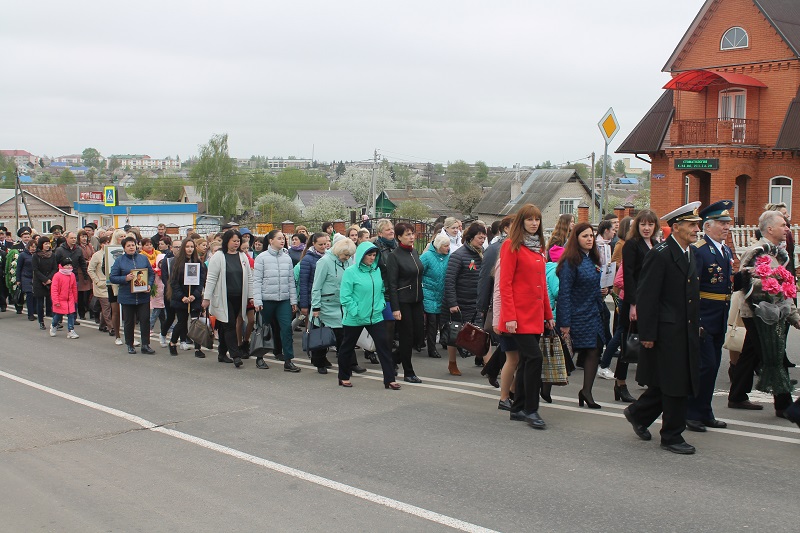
[11,286,24,307]
[622,322,640,363]
[250,312,274,358]
[441,314,464,347]
[302,316,337,353]
[188,310,214,350]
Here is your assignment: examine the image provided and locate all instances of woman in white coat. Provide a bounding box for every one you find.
[202,230,253,368]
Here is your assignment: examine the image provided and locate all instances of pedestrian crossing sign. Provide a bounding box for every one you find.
[104,186,118,207]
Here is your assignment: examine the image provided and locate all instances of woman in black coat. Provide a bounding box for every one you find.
[442,223,487,376]
[16,240,37,321]
[387,222,424,384]
[31,238,58,329]
[168,237,207,358]
[615,209,659,402]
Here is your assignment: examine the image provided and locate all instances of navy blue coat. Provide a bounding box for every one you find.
[16,249,34,293]
[556,253,607,349]
[298,248,323,310]
[691,238,733,336]
[109,252,155,305]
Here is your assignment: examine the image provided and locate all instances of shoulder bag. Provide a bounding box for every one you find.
[723,306,746,353]
[455,321,490,357]
[250,312,275,358]
[540,331,568,386]
[441,312,464,347]
[622,321,640,364]
[302,316,337,353]
[188,309,214,350]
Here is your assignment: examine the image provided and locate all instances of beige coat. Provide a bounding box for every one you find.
[204,251,253,323]
[87,249,109,299]
[737,239,800,324]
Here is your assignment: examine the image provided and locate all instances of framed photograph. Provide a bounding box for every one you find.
[130,268,149,293]
[184,263,200,286]
[104,245,124,277]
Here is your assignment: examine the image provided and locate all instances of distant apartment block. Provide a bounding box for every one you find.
[53,154,84,165]
[110,154,181,170]
[0,149,38,168]
[268,158,311,169]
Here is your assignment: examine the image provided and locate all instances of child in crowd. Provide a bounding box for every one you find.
[50,257,79,339]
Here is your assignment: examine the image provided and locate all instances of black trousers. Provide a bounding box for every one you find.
[161,306,181,340]
[310,327,343,368]
[122,302,150,347]
[171,307,200,347]
[217,293,243,359]
[36,295,52,324]
[510,333,542,414]
[687,328,724,421]
[730,317,792,411]
[425,312,441,356]
[614,301,631,380]
[339,323,395,384]
[628,385,688,445]
[396,301,423,376]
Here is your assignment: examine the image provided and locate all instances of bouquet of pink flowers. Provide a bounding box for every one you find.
[754,255,797,299]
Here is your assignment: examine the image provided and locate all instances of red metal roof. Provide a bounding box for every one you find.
[663,70,767,92]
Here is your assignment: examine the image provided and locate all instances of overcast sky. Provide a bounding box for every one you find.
[1,0,703,168]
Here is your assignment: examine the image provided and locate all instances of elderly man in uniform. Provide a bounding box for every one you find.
[623,202,702,454]
[685,200,734,432]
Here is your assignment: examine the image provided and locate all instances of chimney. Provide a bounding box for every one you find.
[624,202,635,217]
[577,203,590,223]
[510,163,522,202]
[281,220,295,235]
[613,205,625,220]
[332,219,346,235]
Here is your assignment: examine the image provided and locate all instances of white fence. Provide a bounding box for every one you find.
[728,225,800,264]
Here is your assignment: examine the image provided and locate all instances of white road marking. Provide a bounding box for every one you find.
[0,369,499,533]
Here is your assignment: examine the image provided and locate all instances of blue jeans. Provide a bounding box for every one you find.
[600,325,624,369]
[52,312,76,331]
[260,300,294,359]
[150,307,166,332]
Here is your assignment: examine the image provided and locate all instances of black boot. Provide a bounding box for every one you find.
[614,383,635,402]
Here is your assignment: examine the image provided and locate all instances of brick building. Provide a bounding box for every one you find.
[618,0,800,224]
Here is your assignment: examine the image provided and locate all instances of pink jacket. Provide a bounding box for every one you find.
[51,269,78,314]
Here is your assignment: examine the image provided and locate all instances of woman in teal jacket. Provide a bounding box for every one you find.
[337,242,401,389]
[309,238,357,374]
[420,236,450,358]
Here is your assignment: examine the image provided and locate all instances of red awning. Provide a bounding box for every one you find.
[663,69,767,92]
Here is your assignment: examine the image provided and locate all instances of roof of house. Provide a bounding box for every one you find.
[475,168,592,217]
[619,177,639,185]
[775,86,800,150]
[295,190,360,208]
[182,185,203,203]
[0,189,78,218]
[0,149,34,157]
[616,90,675,154]
[664,0,800,72]
[379,188,463,219]
[20,184,71,208]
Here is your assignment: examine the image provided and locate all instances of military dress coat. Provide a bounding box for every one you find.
[691,237,733,336]
[635,236,701,397]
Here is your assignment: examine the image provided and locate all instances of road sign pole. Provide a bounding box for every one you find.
[600,142,608,219]
[597,107,620,223]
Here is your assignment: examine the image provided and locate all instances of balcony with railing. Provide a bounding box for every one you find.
[672,118,759,146]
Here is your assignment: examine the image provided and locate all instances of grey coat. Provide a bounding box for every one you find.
[253,247,297,307]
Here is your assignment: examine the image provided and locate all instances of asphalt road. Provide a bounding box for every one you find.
[1,311,798,533]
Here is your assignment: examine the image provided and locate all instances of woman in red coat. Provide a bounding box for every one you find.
[499,203,554,430]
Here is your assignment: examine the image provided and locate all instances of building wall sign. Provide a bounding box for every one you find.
[675,158,720,170]
[79,191,104,201]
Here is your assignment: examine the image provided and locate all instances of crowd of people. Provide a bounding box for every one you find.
[1,203,799,453]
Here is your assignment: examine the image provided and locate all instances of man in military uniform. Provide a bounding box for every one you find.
[686,200,734,432]
[623,202,702,454]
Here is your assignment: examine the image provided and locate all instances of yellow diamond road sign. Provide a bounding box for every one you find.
[598,107,620,144]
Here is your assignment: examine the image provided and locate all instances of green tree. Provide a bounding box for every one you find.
[446,160,472,194]
[393,164,413,188]
[82,147,102,169]
[149,174,184,201]
[535,160,555,169]
[447,186,483,216]
[303,196,349,224]
[474,160,490,185]
[433,163,445,175]
[614,159,627,175]
[108,157,122,172]
[563,162,590,180]
[128,173,153,199]
[394,200,431,220]
[335,161,346,177]
[86,167,99,184]
[256,192,301,223]
[273,168,329,198]
[594,155,613,179]
[0,156,16,188]
[58,168,76,184]
[190,133,240,218]
[337,167,393,205]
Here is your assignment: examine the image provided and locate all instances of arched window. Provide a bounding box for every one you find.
[770,176,792,216]
[721,27,748,50]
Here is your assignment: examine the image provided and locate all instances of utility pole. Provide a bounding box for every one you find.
[369,149,378,217]
[590,152,596,223]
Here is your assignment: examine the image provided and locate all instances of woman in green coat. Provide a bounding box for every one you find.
[337,242,401,389]
[309,238,357,374]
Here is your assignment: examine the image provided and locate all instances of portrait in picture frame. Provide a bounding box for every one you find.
[130,268,149,293]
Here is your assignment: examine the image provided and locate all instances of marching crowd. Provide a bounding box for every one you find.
[1,201,799,454]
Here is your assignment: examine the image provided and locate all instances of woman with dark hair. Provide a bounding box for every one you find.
[599,216,633,379]
[253,230,299,372]
[387,222,424,383]
[612,208,660,402]
[288,233,307,266]
[109,236,156,354]
[31,237,58,329]
[202,230,253,368]
[16,239,37,321]
[443,222,487,376]
[546,213,574,261]
[167,238,207,358]
[499,204,553,429]
[556,222,608,409]
[76,229,94,320]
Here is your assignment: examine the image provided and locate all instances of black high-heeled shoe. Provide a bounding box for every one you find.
[540,386,553,404]
[614,383,635,403]
[169,343,178,356]
[578,390,601,409]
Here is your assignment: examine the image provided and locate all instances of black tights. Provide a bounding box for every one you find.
[580,339,603,403]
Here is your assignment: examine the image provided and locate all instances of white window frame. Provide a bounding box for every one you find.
[559,198,580,216]
[102,216,113,228]
[719,88,746,120]
[770,176,792,217]
[685,176,690,203]
[41,220,52,234]
[721,27,748,50]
